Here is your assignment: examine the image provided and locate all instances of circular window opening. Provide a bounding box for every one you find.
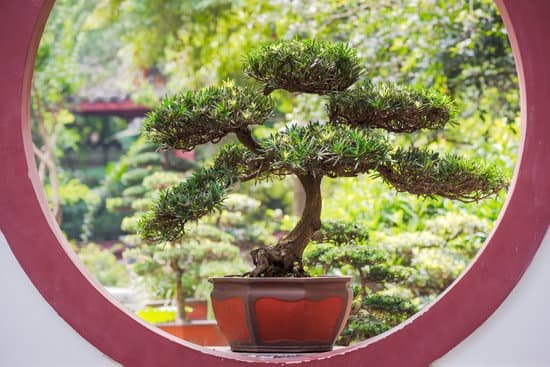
[32,0,518,357]
[3,3,547,365]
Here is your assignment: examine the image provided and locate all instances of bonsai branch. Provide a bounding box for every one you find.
[235,127,261,153]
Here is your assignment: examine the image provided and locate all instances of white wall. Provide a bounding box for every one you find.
[0,232,119,367]
[433,227,550,367]
[1,229,549,366]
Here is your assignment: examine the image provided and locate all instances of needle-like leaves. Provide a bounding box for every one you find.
[377,147,507,202]
[327,81,457,132]
[243,39,362,95]
[138,145,257,242]
[142,81,273,151]
[261,122,391,177]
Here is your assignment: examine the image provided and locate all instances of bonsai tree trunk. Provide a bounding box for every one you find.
[250,175,322,277]
[170,259,187,322]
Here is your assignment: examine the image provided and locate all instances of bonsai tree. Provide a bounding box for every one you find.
[138,39,506,278]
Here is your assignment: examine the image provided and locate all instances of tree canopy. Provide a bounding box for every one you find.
[138,39,506,277]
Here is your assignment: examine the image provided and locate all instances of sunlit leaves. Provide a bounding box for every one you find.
[243,38,362,94]
[261,122,390,177]
[328,81,457,132]
[143,81,274,151]
[378,147,507,202]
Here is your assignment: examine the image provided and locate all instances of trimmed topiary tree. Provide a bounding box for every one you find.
[139,39,506,278]
[303,213,491,344]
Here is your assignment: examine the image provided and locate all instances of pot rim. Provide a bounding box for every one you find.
[209,275,352,283]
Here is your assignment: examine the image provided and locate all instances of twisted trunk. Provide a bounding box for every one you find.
[250,175,322,277]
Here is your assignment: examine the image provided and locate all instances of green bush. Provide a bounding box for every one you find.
[77,243,130,287]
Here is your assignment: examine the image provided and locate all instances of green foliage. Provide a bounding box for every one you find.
[95,0,516,121]
[76,243,130,287]
[121,167,154,186]
[142,171,184,191]
[363,294,418,316]
[137,142,279,243]
[125,152,163,167]
[380,147,507,202]
[315,220,370,244]
[262,122,390,178]
[340,294,418,343]
[243,39,361,94]
[143,81,274,151]
[139,167,235,242]
[139,39,506,251]
[327,81,457,132]
[121,185,148,198]
[57,178,98,240]
[305,241,387,270]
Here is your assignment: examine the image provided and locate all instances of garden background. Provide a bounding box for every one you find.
[32,0,518,346]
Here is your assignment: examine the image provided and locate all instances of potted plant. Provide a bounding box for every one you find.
[138,39,506,353]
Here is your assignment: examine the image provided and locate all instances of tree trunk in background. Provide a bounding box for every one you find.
[32,86,62,224]
[293,176,306,216]
[170,259,187,322]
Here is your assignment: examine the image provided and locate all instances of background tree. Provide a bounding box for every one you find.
[122,173,252,321]
[90,0,516,116]
[304,213,489,344]
[100,137,256,321]
[32,0,94,223]
[138,39,506,278]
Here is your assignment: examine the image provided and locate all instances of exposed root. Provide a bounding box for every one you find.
[248,246,308,277]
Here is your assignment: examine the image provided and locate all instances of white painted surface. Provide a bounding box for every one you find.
[0,229,549,366]
[433,227,550,367]
[0,231,119,367]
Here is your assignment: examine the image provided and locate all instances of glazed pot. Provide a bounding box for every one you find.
[210,276,352,353]
[157,320,227,346]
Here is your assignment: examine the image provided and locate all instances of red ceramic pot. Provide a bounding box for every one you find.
[210,276,352,353]
[185,298,208,321]
[157,320,227,346]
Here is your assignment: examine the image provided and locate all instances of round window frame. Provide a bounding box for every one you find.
[1,1,549,366]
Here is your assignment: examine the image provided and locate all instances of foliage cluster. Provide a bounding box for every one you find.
[76,243,130,287]
[243,39,362,94]
[138,38,505,282]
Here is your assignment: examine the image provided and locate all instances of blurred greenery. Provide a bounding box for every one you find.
[76,243,130,287]
[36,0,518,344]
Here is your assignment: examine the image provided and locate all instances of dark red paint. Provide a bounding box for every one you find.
[0,1,549,366]
[158,322,228,346]
[74,98,150,120]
